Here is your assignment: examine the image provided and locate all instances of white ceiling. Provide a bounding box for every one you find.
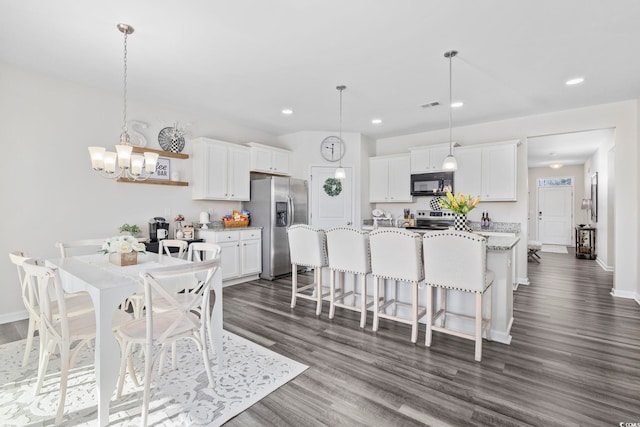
[527,128,615,168]
[1,1,638,163]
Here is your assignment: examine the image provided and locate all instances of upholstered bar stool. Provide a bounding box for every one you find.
[287,224,329,316]
[369,228,426,343]
[423,230,495,362]
[326,227,373,328]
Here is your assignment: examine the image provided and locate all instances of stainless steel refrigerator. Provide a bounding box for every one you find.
[243,176,308,280]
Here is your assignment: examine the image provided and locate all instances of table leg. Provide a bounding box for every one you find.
[209,267,225,370]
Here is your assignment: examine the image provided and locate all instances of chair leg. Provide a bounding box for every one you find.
[372,277,380,332]
[290,264,297,308]
[55,346,70,425]
[411,281,418,344]
[425,285,433,347]
[315,267,323,316]
[440,288,447,328]
[359,274,367,328]
[142,340,154,427]
[392,281,398,316]
[35,339,54,395]
[475,292,483,362]
[329,269,336,319]
[117,340,132,398]
[199,325,215,388]
[22,317,37,367]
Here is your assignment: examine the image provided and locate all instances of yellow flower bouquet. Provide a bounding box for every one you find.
[439,192,480,215]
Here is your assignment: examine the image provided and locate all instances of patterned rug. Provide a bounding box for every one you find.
[541,244,569,254]
[0,331,307,426]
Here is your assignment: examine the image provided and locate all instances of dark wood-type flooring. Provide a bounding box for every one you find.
[2,248,639,426]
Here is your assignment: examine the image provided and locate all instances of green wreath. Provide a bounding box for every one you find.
[323,178,343,197]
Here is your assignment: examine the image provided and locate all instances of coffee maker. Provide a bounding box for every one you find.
[149,217,169,242]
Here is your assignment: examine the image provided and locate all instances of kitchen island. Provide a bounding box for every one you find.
[323,230,519,345]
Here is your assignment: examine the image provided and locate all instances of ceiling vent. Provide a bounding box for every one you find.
[420,101,440,108]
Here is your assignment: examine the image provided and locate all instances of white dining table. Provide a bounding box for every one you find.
[46,252,224,427]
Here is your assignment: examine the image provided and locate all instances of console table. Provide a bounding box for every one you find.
[575,226,596,259]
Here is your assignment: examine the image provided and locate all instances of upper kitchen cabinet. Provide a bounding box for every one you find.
[247,142,291,176]
[191,137,251,201]
[409,144,451,173]
[369,154,412,203]
[455,140,518,201]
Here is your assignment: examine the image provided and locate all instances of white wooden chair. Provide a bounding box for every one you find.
[422,230,495,362]
[116,259,219,427]
[325,227,374,328]
[21,259,131,425]
[9,251,94,368]
[287,225,329,316]
[369,228,426,343]
[158,239,188,259]
[56,239,106,258]
[188,241,222,262]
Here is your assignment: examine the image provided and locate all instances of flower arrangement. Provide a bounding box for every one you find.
[101,235,146,254]
[439,192,480,215]
[173,214,185,222]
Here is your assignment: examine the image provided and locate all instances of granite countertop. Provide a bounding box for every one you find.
[196,226,262,232]
[486,236,520,251]
[469,221,521,234]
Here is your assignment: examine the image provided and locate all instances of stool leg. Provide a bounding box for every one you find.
[411,281,418,344]
[425,284,433,347]
[291,264,297,308]
[315,267,323,316]
[359,274,367,328]
[475,292,482,362]
[329,269,336,319]
[372,277,380,332]
[440,288,447,328]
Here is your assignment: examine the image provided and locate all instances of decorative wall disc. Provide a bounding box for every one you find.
[158,127,186,153]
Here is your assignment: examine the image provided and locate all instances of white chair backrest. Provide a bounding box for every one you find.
[56,239,106,258]
[8,251,40,318]
[187,242,222,262]
[159,239,188,259]
[369,228,423,282]
[287,225,328,268]
[325,227,371,274]
[422,230,488,293]
[141,259,219,343]
[21,259,69,343]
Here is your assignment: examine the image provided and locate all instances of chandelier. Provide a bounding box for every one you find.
[88,23,158,180]
[442,50,458,171]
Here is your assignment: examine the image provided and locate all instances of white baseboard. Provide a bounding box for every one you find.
[596,258,614,272]
[0,310,28,325]
[610,288,637,299]
[517,277,529,286]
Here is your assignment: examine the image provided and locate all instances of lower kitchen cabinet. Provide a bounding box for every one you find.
[196,228,262,286]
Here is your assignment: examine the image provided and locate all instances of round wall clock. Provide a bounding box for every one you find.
[158,126,186,153]
[320,136,345,162]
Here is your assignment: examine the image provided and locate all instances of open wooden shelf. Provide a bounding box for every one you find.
[117,178,188,186]
[130,146,189,159]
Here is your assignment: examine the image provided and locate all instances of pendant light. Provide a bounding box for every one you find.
[88,23,159,180]
[334,85,347,179]
[442,50,458,171]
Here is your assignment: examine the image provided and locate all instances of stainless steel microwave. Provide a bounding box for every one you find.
[410,171,454,196]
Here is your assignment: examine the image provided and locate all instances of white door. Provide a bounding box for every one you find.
[310,166,353,229]
[538,186,573,245]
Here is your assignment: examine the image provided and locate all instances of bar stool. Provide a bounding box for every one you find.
[422,230,494,362]
[369,228,426,343]
[287,224,329,316]
[326,227,374,328]
[528,240,542,263]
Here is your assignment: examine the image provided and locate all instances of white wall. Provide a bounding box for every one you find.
[0,62,277,322]
[376,100,638,297]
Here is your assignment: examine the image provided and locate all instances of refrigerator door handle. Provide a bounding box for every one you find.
[288,195,294,227]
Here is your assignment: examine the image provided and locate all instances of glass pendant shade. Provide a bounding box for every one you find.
[334,167,346,179]
[442,154,458,171]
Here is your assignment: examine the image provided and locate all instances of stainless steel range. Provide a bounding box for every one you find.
[405,209,455,231]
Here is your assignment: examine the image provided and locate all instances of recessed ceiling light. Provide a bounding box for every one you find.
[371,118,382,125]
[451,101,464,108]
[549,163,564,169]
[281,108,293,115]
[566,77,585,86]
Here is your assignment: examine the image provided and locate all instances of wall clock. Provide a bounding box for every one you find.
[158,126,186,153]
[320,136,345,162]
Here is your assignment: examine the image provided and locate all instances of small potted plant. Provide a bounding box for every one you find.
[118,223,141,237]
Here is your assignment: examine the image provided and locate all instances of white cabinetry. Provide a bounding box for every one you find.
[247,142,291,176]
[196,228,262,286]
[369,154,412,203]
[191,137,251,201]
[409,144,451,173]
[455,140,518,201]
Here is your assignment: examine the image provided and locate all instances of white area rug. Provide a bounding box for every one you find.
[541,244,569,254]
[0,331,307,426]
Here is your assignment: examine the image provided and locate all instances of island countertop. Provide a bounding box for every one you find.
[486,236,520,251]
